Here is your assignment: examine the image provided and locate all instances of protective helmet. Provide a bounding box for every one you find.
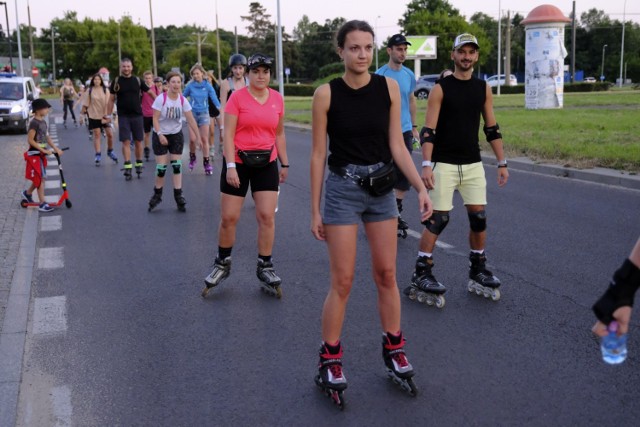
[228,54,247,67]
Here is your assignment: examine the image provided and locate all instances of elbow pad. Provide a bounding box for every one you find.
[592,259,640,324]
[483,123,502,142]
[419,126,436,145]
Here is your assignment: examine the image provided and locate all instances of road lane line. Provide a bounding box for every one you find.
[406,228,454,249]
[51,385,73,426]
[45,180,61,189]
[33,296,67,336]
[37,247,64,269]
[39,216,62,232]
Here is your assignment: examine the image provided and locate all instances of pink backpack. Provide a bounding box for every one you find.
[161,92,185,107]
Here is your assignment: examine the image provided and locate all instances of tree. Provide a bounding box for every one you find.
[295,17,345,80]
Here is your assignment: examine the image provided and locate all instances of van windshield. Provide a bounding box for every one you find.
[0,82,24,100]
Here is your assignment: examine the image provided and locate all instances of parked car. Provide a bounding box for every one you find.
[485,74,518,87]
[414,74,440,100]
[0,73,38,134]
[584,77,596,83]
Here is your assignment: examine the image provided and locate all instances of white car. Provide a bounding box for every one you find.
[0,73,38,133]
[485,74,518,87]
[584,77,596,83]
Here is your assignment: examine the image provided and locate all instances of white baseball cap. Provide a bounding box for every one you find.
[453,33,479,50]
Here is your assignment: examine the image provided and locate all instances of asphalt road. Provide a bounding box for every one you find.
[9,115,640,426]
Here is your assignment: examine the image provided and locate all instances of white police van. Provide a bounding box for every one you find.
[0,73,38,133]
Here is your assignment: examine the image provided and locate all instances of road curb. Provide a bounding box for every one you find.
[0,208,38,426]
[284,122,640,190]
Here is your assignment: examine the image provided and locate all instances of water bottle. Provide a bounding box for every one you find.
[600,321,628,365]
[412,137,420,150]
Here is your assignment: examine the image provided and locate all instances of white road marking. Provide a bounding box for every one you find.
[51,385,73,427]
[44,195,59,204]
[37,247,64,269]
[39,216,62,232]
[46,168,60,177]
[33,296,67,335]
[45,180,61,189]
[406,229,454,249]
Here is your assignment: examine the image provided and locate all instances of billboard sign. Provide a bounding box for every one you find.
[405,36,438,60]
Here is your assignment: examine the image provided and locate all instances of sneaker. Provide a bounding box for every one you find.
[21,190,34,203]
[38,203,54,212]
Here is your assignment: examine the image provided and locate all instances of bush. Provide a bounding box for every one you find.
[269,84,315,96]
[564,82,611,92]
[491,85,524,94]
[318,62,344,78]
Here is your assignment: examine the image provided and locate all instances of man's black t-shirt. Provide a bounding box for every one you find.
[110,76,150,116]
[433,75,486,165]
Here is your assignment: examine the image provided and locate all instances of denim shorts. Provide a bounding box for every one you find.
[193,111,210,127]
[323,162,399,225]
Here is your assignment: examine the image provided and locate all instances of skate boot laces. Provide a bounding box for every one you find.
[319,345,347,386]
[384,337,413,373]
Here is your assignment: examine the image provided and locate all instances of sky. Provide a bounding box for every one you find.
[15,0,639,45]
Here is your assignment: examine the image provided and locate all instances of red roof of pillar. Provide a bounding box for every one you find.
[521,4,571,25]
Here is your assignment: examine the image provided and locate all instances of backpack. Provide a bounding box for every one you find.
[161,92,185,107]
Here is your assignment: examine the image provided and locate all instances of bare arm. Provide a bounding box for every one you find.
[481,84,508,187]
[310,84,330,240]
[184,110,202,148]
[420,84,443,189]
[409,92,419,140]
[275,116,288,183]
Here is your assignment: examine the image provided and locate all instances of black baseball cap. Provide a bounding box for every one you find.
[31,98,51,112]
[387,34,412,48]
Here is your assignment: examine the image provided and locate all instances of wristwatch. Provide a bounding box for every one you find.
[497,160,508,168]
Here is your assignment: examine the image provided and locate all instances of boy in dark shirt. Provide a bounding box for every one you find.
[22,99,64,212]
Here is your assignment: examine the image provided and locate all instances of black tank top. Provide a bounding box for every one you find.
[327,74,391,167]
[226,77,248,101]
[433,75,486,164]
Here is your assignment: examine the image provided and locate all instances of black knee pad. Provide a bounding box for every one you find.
[171,159,182,175]
[422,212,449,235]
[156,164,167,177]
[468,210,487,232]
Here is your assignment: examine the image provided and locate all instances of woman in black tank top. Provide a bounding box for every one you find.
[309,20,433,400]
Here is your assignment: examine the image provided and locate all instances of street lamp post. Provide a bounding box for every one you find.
[618,0,626,87]
[374,15,381,70]
[149,0,157,76]
[600,44,607,82]
[0,2,12,72]
[51,25,56,82]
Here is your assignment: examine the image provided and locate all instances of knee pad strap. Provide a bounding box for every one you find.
[422,212,449,235]
[171,159,182,175]
[156,163,167,177]
[468,210,487,232]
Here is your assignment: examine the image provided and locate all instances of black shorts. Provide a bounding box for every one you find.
[152,132,184,156]
[394,131,414,192]
[143,116,153,133]
[118,115,144,143]
[88,118,109,131]
[220,159,279,197]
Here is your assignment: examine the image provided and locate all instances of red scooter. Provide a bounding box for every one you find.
[20,147,72,209]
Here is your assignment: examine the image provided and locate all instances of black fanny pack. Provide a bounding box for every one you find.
[238,147,273,168]
[331,162,397,197]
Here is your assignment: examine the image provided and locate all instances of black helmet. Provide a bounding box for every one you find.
[228,54,247,67]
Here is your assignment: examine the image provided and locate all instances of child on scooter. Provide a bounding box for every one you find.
[22,98,64,212]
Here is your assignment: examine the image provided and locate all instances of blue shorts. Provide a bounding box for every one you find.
[323,163,399,225]
[193,111,210,127]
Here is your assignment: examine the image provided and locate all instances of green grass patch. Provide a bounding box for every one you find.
[285,91,640,171]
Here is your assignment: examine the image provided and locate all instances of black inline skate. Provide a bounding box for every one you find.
[468,251,501,301]
[315,342,347,410]
[148,187,162,212]
[202,257,232,297]
[122,161,132,181]
[94,153,101,167]
[396,199,408,239]
[135,160,144,178]
[382,332,418,396]
[174,188,186,212]
[404,256,447,308]
[256,259,282,298]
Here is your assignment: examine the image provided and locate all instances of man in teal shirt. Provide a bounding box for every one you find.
[376,33,419,237]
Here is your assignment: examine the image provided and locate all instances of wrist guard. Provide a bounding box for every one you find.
[419,126,435,145]
[483,123,502,142]
[592,259,640,324]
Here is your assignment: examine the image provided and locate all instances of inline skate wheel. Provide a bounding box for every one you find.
[407,287,417,301]
[490,289,501,301]
[417,292,427,304]
[435,295,445,308]
[201,286,211,298]
[406,378,419,397]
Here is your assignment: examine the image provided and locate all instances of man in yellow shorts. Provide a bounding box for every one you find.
[404,33,509,306]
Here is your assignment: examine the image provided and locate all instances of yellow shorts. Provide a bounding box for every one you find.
[430,162,487,211]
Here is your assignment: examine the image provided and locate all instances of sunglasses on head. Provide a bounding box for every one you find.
[248,55,273,67]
